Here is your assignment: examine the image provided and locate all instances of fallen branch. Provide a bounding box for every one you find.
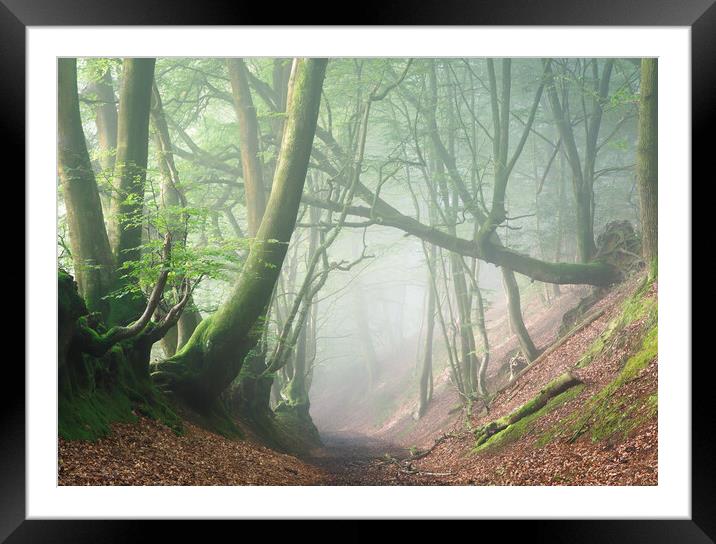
[407,431,459,461]
[474,371,583,448]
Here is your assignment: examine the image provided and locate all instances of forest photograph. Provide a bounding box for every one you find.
[57,56,659,487]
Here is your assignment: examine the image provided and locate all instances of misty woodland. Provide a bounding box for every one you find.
[58,57,658,486]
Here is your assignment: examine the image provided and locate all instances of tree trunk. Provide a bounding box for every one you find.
[227,58,268,235]
[89,66,119,225]
[637,58,658,278]
[474,371,582,448]
[107,58,156,326]
[501,267,539,362]
[417,242,437,419]
[151,58,328,410]
[473,263,490,398]
[110,58,156,265]
[552,152,567,298]
[544,59,613,264]
[58,58,115,317]
[451,252,477,395]
[227,58,274,420]
[575,187,597,263]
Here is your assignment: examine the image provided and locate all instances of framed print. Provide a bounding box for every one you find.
[5,0,707,539]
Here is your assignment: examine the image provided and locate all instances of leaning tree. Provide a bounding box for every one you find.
[59,58,328,438]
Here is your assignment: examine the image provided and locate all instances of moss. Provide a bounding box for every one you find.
[261,409,322,455]
[59,378,182,442]
[185,399,243,440]
[508,372,581,424]
[575,277,656,369]
[59,390,136,441]
[473,384,585,453]
[59,268,183,441]
[540,324,657,447]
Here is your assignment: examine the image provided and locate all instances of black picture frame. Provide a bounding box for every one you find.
[7,0,704,539]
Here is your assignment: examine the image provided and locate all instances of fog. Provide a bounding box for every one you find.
[61,57,643,450]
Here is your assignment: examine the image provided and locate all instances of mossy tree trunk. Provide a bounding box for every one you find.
[151,58,328,411]
[474,371,582,448]
[227,58,274,420]
[637,58,658,278]
[58,58,115,317]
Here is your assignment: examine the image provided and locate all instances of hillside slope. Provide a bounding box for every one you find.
[59,275,657,486]
[315,274,658,485]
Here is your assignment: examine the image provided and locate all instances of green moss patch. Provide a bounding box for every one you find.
[539,324,657,447]
[473,384,585,454]
[576,279,656,369]
[59,380,182,442]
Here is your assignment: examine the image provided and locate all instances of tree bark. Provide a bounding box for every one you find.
[637,58,658,277]
[227,58,268,236]
[110,58,156,265]
[471,260,490,398]
[552,152,567,298]
[501,268,539,362]
[88,66,119,227]
[227,58,273,419]
[58,58,115,317]
[417,242,437,418]
[107,58,156,326]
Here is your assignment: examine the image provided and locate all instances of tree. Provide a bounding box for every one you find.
[544,59,615,263]
[86,63,119,224]
[58,58,115,316]
[227,58,273,420]
[416,241,437,419]
[107,58,157,325]
[227,58,268,235]
[637,58,658,277]
[151,58,328,411]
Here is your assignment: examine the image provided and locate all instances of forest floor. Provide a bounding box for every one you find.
[58,275,657,486]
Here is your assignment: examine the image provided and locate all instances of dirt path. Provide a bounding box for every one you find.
[306,432,449,485]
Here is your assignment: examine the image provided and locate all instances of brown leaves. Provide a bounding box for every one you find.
[59,276,657,487]
[59,417,329,486]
